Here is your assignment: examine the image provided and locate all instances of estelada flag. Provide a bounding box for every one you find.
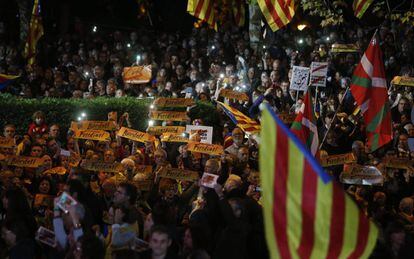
[350,33,392,152]
[291,91,319,156]
[0,74,20,90]
[217,101,260,135]
[260,104,378,259]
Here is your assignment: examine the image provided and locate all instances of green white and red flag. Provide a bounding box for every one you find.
[291,92,319,156]
[350,33,392,152]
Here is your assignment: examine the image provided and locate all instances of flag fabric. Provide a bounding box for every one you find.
[0,74,20,90]
[291,92,319,156]
[257,0,295,31]
[217,101,260,134]
[260,104,378,259]
[232,0,246,27]
[23,0,44,65]
[350,33,392,151]
[187,0,217,30]
[353,0,374,19]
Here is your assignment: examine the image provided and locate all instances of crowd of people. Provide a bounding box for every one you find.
[0,16,414,259]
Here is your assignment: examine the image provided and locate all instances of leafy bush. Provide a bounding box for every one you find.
[0,94,221,136]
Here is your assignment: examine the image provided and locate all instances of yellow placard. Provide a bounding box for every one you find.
[160,133,189,143]
[153,98,195,107]
[80,121,117,131]
[187,142,224,155]
[0,137,15,148]
[147,126,186,136]
[117,127,155,143]
[331,44,359,53]
[320,153,356,167]
[73,130,110,141]
[80,160,125,173]
[150,111,188,122]
[123,66,152,84]
[391,76,414,87]
[159,167,199,182]
[43,167,67,175]
[7,156,44,168]
[278,113,297,125]
[219,89,249,101]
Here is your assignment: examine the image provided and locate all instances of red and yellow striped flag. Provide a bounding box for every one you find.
[353,0,374,19]
[232,0,246,27]
[187,0,217,30]
[257,0,295,31]
[23,0,44,66]
[217,101,260,135]
[260,105,378,259]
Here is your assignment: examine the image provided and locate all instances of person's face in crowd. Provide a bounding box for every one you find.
[67,138,75,150]
[35,115,44,126]
[398,134,409,149]
[30,146,43,157]
[104,150,115,163]
[115,89,124,98]
[49,125,60,138]
[204,160,218,174]
[1,227,16,247]
[98,52,108,64]
[95,80,105,94]
[270,70,280,83]
[225,65,234,77]
[248,171,260,186]
[398,99,409,113]
[48,139,59,153]
[229,75,237,85]
[114,187,129,205]
[149,232,171,257]
[68,72,78,84]
[164,184,177,199]
[176,65,185,77]
[39,179,51,194]
[106,81,116,96]
[183,229,193,250]
[154,151,166,165]
[3,126,15,138]
[272,59,281,71]
[232,128,244,146]
[93,66,104,79]
[326,132,336,146]
[238,147,249,163]
[260,72,269,86]
[247,67,255,80]
[280,81,289,94]
[170,56,179,67]
[42,155,52,169]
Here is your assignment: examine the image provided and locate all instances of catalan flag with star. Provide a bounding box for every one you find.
[260,104,378,259]
[217,101,260,135]
[257,0,295,31]
[187,0,217,30]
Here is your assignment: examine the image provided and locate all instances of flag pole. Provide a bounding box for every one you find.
[318,86,350,150]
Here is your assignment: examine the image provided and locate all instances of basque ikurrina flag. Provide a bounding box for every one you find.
[290,92,319,156]
[350,33,392,152]
[260,105,378,259]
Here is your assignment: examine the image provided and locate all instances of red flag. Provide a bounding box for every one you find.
[350,33,392,151]
[290,92,319,156]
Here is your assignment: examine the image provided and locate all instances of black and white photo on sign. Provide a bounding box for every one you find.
[290,66,310,91]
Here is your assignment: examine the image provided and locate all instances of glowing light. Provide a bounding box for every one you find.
[182,133,186,137]
[220,74,224,79]
[150,104,155,109]
[81,113,86,117]
[92,26,97,32]
[211,45,216,50]
[77,117,82,121]
[127,43,131,48]
[297,24,307,31]
[298,39,304,44]
[326,36,330,42]
[136,55,141,62]
[148,120,154,127]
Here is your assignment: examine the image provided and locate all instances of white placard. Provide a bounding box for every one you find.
[186,125,213,144]
[310,62,328,87]
[290,66,310,91]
